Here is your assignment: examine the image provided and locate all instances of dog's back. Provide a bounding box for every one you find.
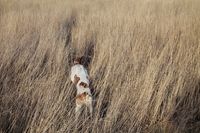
[71,64,89,85]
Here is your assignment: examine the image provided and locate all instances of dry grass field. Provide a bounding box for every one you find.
[0,0,200,132]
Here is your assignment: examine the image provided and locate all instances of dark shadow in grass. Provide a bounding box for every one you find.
[58,10,77,68]
[59,10,77,48]
[98,86,111,119]
[170,78,200,133]
[64,11,77,68]
[81,37,96,69]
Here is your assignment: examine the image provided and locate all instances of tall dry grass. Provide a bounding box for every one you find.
[0,0,200,132]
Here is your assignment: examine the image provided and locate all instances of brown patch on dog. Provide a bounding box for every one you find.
[79,82,88,88]
[76,93,87,105]
[74,75,80,85]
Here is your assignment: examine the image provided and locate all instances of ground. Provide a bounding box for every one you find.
[0,0,200,132]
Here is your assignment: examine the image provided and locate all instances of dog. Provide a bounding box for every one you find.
[70,57,93,119]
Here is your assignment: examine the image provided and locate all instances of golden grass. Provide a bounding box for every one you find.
[0,0,200,132]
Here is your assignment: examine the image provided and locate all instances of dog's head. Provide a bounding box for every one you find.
[73,57,82,65]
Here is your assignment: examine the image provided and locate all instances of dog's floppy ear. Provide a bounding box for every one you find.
[74,75,80,85]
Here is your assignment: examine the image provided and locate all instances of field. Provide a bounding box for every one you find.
[0,0,200,132]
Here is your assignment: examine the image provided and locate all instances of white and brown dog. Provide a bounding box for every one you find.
[70,57,93,119]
